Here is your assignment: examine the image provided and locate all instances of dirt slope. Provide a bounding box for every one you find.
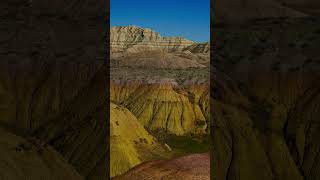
[113,153,210,180]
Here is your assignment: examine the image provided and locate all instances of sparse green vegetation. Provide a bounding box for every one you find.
[150,129,210,156]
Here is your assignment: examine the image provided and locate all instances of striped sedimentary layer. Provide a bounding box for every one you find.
[110,26,196,53]
[110,80,209,136]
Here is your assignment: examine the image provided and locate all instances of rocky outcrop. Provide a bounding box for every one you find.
[110,26,209,69]
[113,153,210,180]
[183,42,210,54]
[111,26,195,53]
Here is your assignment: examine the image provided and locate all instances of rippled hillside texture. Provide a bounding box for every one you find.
[0,0,108,179]
[110,26,210,179]
[212,0,320,179]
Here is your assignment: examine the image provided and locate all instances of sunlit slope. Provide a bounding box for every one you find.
[110,82,209,135]
[110,102,171,177]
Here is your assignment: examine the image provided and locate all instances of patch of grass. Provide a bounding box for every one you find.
[150,129,210,156]
[165,134,210,156]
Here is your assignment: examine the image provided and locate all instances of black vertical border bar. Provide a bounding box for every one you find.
[106,0,111,179]
[210,0,214,179]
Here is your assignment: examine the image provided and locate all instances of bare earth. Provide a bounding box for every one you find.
[113,153,210,180]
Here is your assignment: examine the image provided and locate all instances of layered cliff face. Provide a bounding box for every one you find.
[212,18,320,180]
[110,81,209,135]
[110,26,209,70]
[111,26,195,53]
[110,26,210,136]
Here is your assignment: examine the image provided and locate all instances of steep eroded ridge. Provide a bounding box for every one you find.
[111,26,195,53]
[110,26,209,70]
[110,80,209,136]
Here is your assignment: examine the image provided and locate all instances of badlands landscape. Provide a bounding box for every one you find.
[110,26,210,179]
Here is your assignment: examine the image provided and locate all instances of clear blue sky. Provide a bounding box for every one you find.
[110,0,210,42]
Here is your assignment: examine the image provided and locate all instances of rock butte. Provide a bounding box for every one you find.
[110,26,209,70]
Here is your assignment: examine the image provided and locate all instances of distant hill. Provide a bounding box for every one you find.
[110,26,209,70]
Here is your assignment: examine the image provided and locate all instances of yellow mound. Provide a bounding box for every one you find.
[111,83,209,135]
[110,103,170,177]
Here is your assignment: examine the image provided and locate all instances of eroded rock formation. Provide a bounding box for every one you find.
[110,25,210,178]
[111,26,195,53]
[110,81,209,135]
[110,26,209,69]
